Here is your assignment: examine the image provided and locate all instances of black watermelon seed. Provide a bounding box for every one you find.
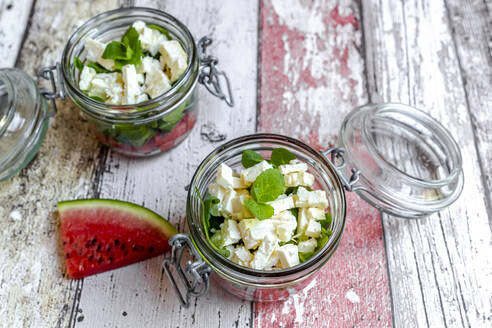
[97,244,102,251]
[123,251,128,257]
[63,241,66,245]
[114,239,120,246]
[98,257,103,263]
[132,245,137,251]
[65,253,70,259]
[149,247,154,253]
[91,238,97,245]
[121,244,126,250]
[122,311,127,317]
[109,256,113,263]
[78,250,83,256]
[89,255,94,261]
[106,246,111,252]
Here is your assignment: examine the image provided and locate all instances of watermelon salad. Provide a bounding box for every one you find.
[58,199,177,279]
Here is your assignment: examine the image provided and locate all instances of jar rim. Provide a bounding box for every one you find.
[60,7,198,120]
[186,133,347,284]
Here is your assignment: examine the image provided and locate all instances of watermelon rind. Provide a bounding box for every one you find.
[58,199,178,237]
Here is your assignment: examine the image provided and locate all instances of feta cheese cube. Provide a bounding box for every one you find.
[278,160,308,175]
[221,219,241,246]
[306,207,325,221]
[232,177,247,189]
[141,26,167,56]
[278,244,300,268]
[122,64,143,105]
[137,56,160,74]
[250,233,279,270]
[208,183,228,203]
[271,211,297,242]
[135,93,149,103]
[132,20,146,33]
[79,66,96,91]
[232,190,252,219]
[305,219,322,238]
[145,69,171,98]
[284,171,315,187]
[84,38,115,71]
[233,246,253,263]
[160,40,188,82]
[298,238,317,253]
[267,194,295,215]
[221,189,237,217]
[297,208,310,235]
[88,72,123,104]
[295,187,329,208]
[216,163,235,189]
[238,219,274,249]
[240,161,273,186]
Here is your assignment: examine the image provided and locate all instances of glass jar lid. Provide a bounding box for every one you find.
[0,68,52,181]
[336,103,464,218]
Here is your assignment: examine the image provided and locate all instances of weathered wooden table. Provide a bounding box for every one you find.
[1,0,491,327]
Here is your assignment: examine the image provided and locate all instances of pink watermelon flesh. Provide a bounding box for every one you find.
[58,199,178,279]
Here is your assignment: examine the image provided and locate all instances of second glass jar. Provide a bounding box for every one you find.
[61,8,200,156]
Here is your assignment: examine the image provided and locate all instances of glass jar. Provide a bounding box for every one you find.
[43,7,232,157]
[163,104,464,305]
[0,68,53,181]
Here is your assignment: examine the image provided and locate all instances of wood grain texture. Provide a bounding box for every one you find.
[362,0,492,326]
[0,0,34,67]
[0,1,118,327]
[73,1,259,327]
[255,1,391,327]
[445,0,492,224]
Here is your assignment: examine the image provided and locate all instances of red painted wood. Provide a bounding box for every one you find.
[256,0,392,326]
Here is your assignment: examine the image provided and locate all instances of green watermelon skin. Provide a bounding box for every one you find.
[59,199,178,279]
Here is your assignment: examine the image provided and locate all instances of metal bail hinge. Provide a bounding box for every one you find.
[323,147,362,192]
[163,234,212,308]
[197,36,234,107]
[38,63,65,116]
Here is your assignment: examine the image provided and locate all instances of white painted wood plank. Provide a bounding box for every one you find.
[0,1,118,327]
[0,0,34,67]
[362,0,492,327]
[75,1,258,327]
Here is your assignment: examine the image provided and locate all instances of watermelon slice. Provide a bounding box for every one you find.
[58,199,178,279]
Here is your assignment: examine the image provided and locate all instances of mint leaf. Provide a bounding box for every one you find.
[74,57,84,71]
[121,26,142,66]
[210,231,230,258]
[158,106,185,131]
[319,212,332,230]
[102,41,133,60]
[242,150,264,168]
[86,61,111,73]
[299,251,315,263]
[244,199,274,220]
[316,228,333,251]
[251,168,285,203]
[89,95,105,102]
[285,186,299,195]
[148,24,172,40]
[270,148,296,166]
[113,124,156,147]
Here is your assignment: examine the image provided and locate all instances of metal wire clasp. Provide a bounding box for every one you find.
[323,148,362,192]
[197,36,234,107]
[38,63,65,116]
[163,234,212,308]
